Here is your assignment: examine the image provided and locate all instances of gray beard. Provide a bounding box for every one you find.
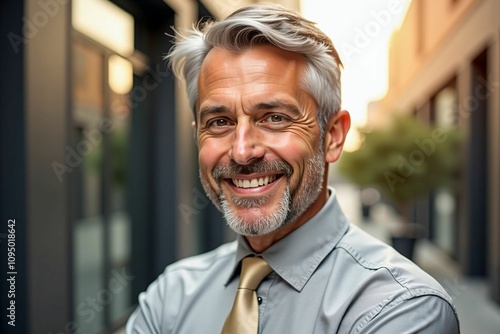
[220,184,292,235]
[200,149,325,236]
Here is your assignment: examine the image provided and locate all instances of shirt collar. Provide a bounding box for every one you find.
[225,186,350,291]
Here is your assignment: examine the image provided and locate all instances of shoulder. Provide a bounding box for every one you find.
[337,224,449,297]
[152,241,237,297]
[126,241,237,333]
[332,224,459,333]
[166,240,237,274]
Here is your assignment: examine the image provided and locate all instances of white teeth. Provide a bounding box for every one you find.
[232,175,277,188]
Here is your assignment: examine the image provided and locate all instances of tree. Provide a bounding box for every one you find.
[339,115,464,234]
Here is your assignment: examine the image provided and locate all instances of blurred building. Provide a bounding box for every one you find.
[0,0,299,333]
[380,0,500,304]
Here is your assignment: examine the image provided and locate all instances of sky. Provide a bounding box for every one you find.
[301,0,412,150]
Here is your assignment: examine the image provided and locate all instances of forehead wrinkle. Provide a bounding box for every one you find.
[201,49,302,82]
[198,45,311,117]
[250,99,301,117]
[201,54,267,77]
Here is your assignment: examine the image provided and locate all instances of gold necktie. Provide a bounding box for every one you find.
[222,257,273,334]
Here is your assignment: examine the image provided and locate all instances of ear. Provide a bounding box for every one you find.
[324,110,351,163]
[191,120,199,144]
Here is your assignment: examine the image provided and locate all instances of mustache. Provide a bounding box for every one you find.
[212,159,293,181]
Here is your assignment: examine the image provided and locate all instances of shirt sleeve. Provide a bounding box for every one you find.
[126,278,164,334]
[357,294,460,334]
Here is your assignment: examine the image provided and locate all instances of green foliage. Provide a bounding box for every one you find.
[339,116,464,203]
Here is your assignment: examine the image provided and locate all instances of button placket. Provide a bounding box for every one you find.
[256,272,275,318]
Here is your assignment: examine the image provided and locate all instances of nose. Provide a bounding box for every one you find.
[229,121,265,165]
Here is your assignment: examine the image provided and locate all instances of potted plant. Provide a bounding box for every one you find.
[338,115,464,259]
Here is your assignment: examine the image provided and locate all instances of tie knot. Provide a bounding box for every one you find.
[238,257,272,290]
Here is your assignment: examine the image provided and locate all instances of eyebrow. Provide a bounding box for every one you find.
[199,105,231,124]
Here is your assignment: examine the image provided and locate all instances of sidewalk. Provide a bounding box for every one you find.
[333,181,500,334]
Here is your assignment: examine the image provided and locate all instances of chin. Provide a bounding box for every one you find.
[222,191,291,236]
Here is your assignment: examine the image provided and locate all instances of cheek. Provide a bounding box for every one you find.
[264,130,321,174]
[264,125,321,160]
[198,137,227,177]
[287,125,321,153]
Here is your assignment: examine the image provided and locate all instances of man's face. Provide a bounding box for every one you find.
[196,45,326,236]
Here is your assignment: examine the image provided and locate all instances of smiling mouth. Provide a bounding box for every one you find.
[228,175,282,189]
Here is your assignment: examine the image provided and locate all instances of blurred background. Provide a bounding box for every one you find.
[0,0,499,333]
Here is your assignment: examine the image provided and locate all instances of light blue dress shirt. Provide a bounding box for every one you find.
[127,187,460,333]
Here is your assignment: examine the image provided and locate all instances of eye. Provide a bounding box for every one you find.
[260,114,291,129]
[268,115,285,123]
[206,118,234,134]
[210,119,231,127]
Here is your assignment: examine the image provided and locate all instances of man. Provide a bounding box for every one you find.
[127,4,459,333]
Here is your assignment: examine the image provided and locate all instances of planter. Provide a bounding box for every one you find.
[360,188,380,221]
[391,235,417,260]
[361,204,371,220]
[390,222,425,260]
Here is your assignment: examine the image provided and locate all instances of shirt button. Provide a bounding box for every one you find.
[257,297,263,305]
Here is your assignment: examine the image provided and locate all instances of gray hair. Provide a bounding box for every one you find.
[166,4,342,133]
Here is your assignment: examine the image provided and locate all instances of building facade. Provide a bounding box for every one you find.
[0,0,299,333]
[380,0,500,303]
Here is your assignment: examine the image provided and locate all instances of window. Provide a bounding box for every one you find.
[72,1,135,331]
